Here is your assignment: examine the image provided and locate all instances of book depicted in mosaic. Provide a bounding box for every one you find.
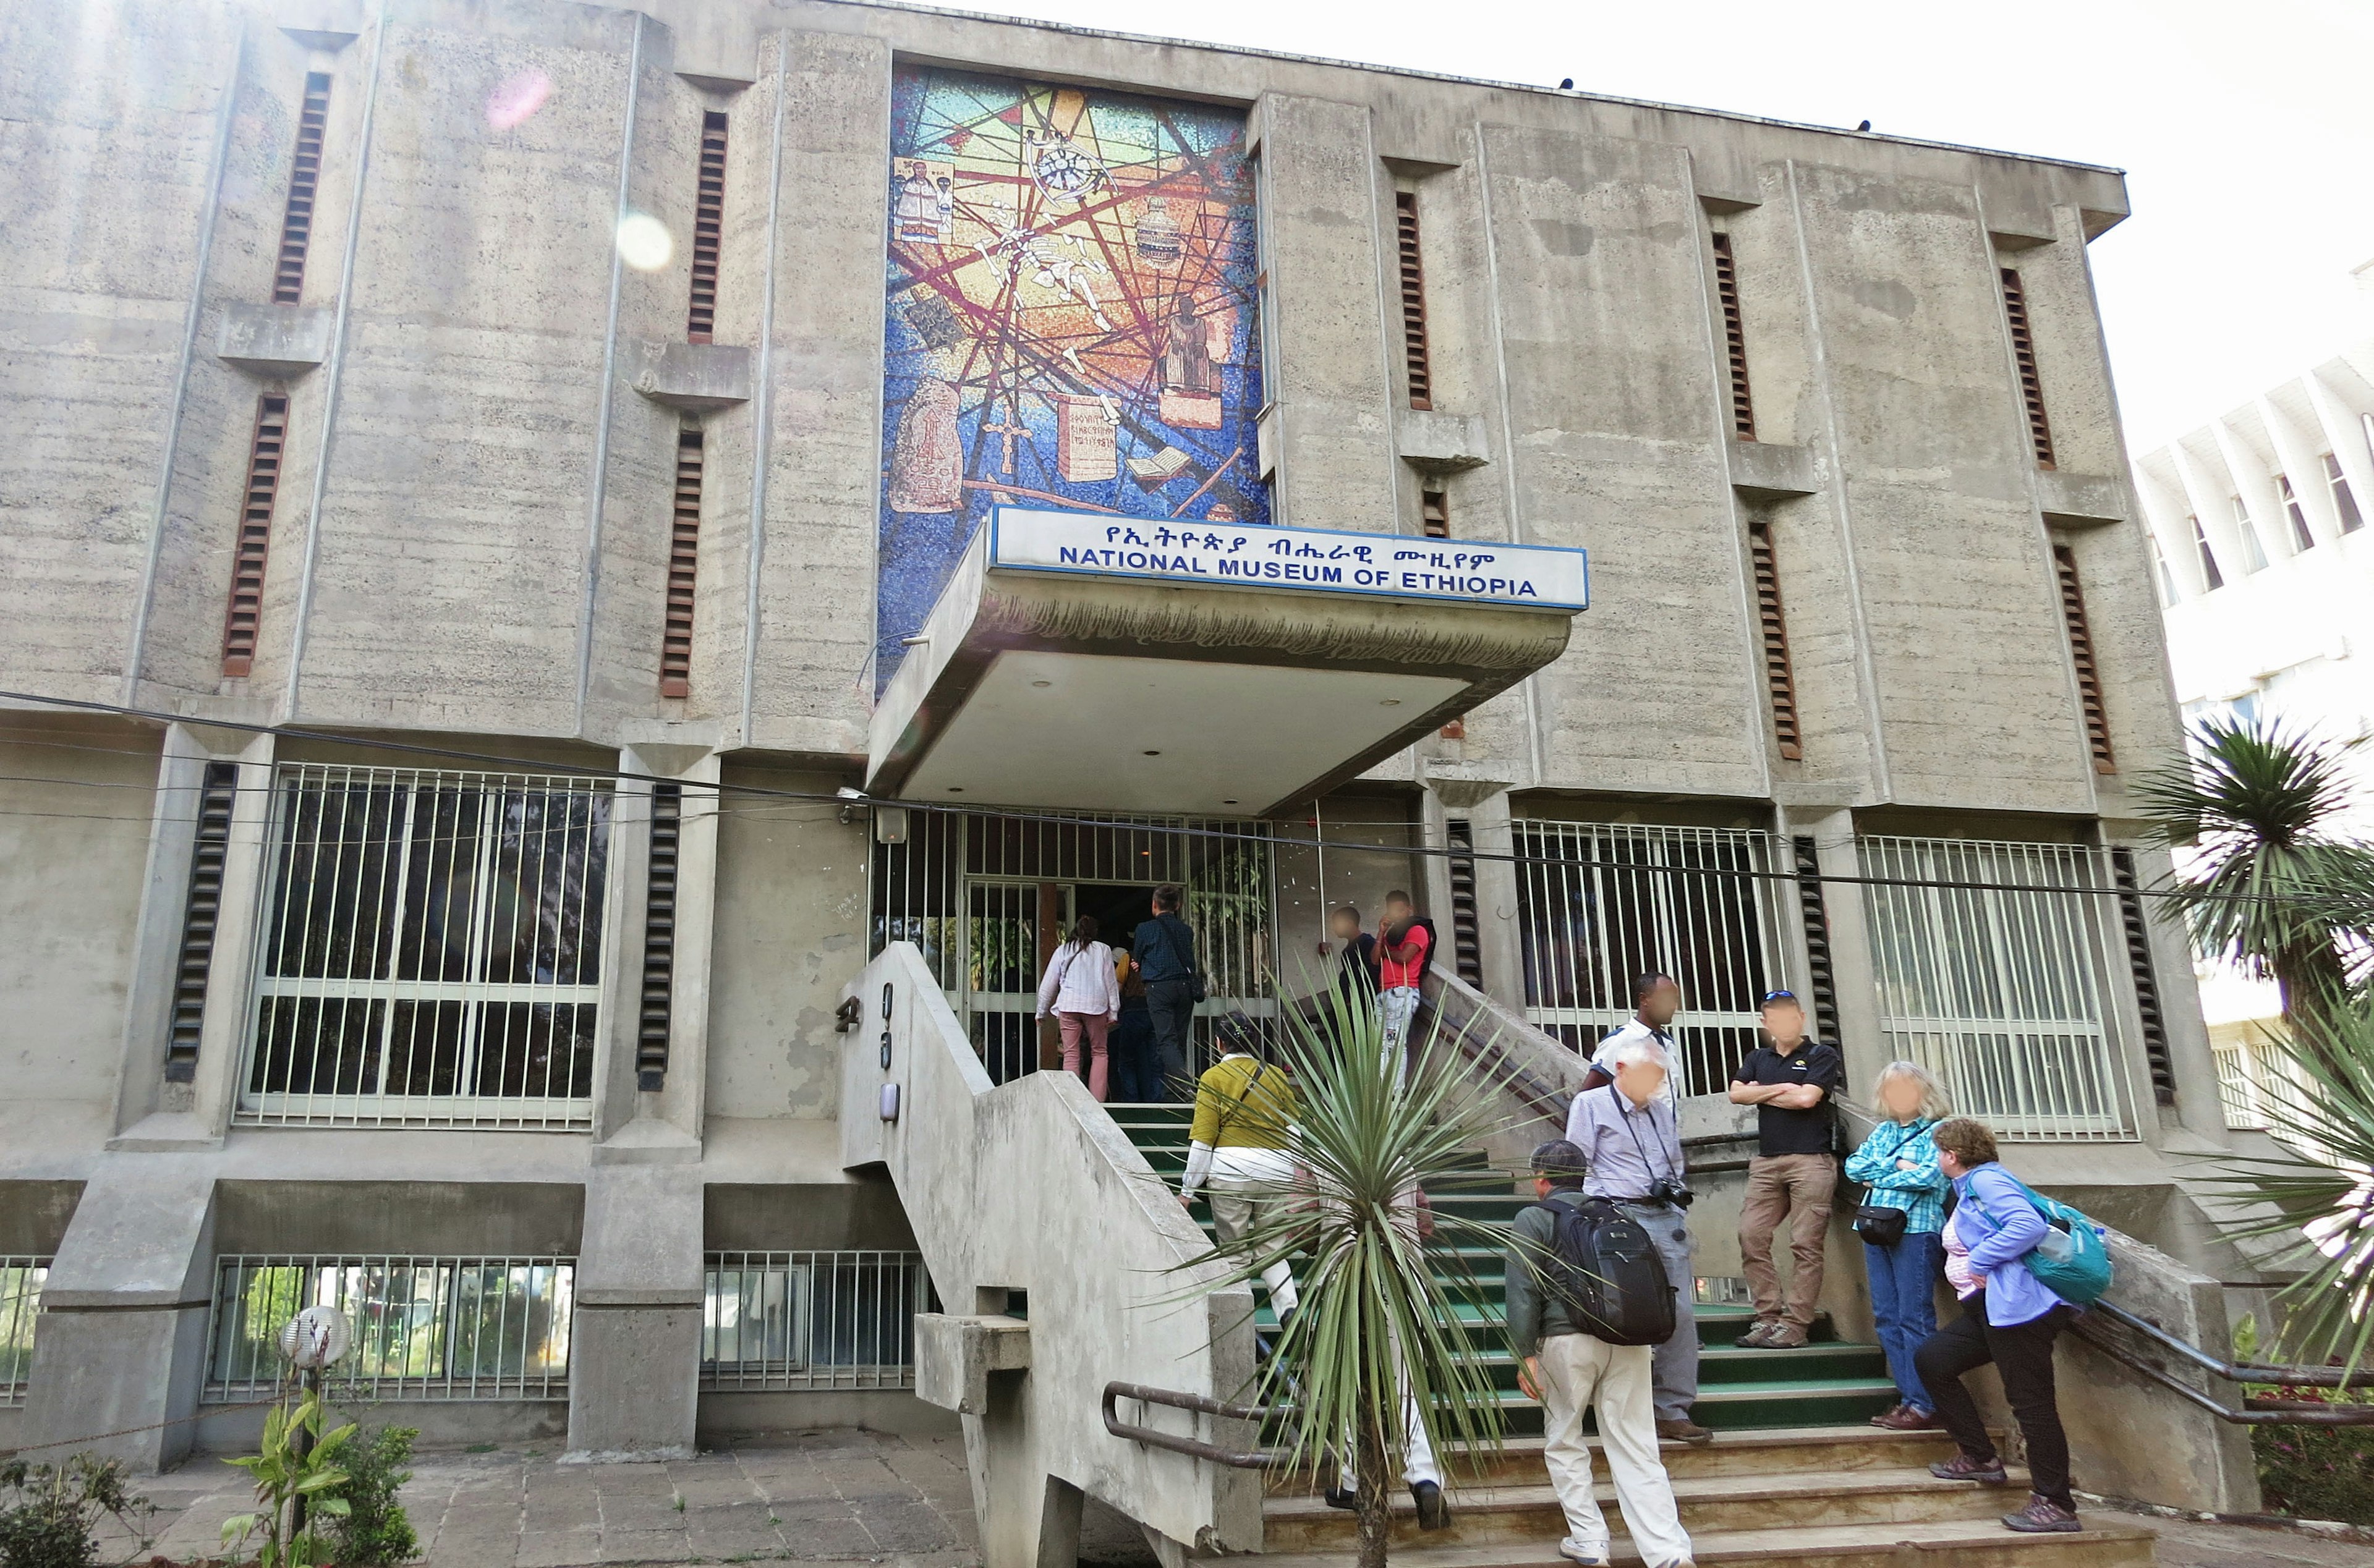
[877,66,1269,687]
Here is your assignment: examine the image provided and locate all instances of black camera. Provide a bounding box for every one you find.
[1649,1177,1695,1209]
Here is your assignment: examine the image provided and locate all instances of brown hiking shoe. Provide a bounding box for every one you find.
[1873,1404,1941,1431]
[1929,1451,2009,1484]
[2002,1494,2082,1533]
[1867,1402,1905,1428]
[1656,1417,1714,1446]
[1764,1321,1810,1349]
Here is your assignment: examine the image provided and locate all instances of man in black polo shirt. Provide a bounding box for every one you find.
[1727,990,1844,1350]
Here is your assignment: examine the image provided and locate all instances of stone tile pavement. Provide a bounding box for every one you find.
[104,1428,983,1568]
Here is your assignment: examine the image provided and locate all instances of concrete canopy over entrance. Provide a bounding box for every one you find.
[867,507,1586,815]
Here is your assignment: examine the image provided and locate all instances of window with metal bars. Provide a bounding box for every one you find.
[221,395,289,677]
[702,1251,929,1390]
[2328,452,2365,533]
[686,111,726,342]
[638,782,681,1091]
[0,1258,46,1404]
[2278,475,2315,552]
[1711,232,1755,441]
[1421,488,1449,538]
[164,761,240,1083]
[661,425,702,697]
[2051,544,2114,774]
[1746,517,1802,760]
[273,73,332,305]
[1395,192,1432,410]
[1999,268,2054,468]
[240,765,612,1127]
[1443,819,1483,988]
[205,1255,574,1399]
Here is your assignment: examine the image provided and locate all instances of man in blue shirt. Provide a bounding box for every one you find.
[1131,884,1198,1100]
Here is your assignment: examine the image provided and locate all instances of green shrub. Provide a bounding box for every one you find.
[0,1454,156,1568]
[2252,1392,2374,1525]
[325,1425,420,1566]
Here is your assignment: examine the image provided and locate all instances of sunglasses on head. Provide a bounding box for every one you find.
[1760,990,1798,1006]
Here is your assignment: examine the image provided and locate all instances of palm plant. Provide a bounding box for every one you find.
[2134,715,2374,1053]
[1172,985,1520,1568]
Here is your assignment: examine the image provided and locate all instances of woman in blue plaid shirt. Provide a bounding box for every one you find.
[1845,1062,1952,1430]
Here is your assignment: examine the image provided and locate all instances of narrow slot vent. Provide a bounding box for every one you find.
[1790,836,1842,1048]
[2000,268,2055,468]
[687,111,727,342]
[1746,517,1802,760]
[638,782,683,1092]
[662,425,702,697]
[1421,489,1449,538]
[1711,232,1755,441]
[1444,818,1483,988]
[2109,847,2177,1107]
[164,761,240,1083]
[272,73,332,305]
[221,395,290,677]
[2053,544,2115,773]
[1395,192,1432,410]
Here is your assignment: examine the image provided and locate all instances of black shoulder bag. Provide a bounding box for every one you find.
[1851,1119,1923,1247]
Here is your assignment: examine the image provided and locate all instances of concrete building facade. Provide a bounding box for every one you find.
[0,0,2271,1512]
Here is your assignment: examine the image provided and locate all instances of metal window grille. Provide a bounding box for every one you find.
[1747,516,1802,760]
[2189,514,2224,590]
[273,73,331,305]
[1859,834,2137,1140]
[0,1259,46,1406]
[638,782,681,1090]
[1421,488,1449,538]
[1711,232,1755,441]
[2051,545,2115,774]
[686,111,726,342]
[2326,452,2364,533]
[166,761,241,1083]
[1443,818,1483,987]
[239,765,613,1129]
[1999,268,2055,468]
[1395,192,1432,410]
[662,426,702,697]
[702,1251,929,1391]
[205,1255,573,1400]
[2278,475,2315,552]
[869,810,1276,1085]
[1512,820,1795,1096]
[222,394,289,677]
[2108,848,2176,1107]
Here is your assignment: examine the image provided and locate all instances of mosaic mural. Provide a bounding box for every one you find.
[877,67,1267,686]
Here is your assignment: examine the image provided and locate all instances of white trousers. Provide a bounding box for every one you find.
[1536,1333,1692,1568]
[1336,1378,1442,1490]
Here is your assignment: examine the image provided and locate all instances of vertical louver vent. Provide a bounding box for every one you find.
[164,761,240,1083]
[1421,489,1449,538]
[221,395,290,678]
[1711,232,1755,441]
[687,111,727,342]
[2000,268,2055,468]
[1747,517,1802,761]
[2109,847,2177,1107]
[638,782,683,1092]
[1790,836,1842,1048]
[1444,818,1483,988]
[2053,544,2114,774]
[273,73,332,305]
[1395,192,1432,410]
[662,425,702,698]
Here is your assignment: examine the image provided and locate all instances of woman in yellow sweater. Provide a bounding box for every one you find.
[1178,1014,1301,1317]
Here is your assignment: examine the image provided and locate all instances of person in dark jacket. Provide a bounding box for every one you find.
[1131,884,1199,1100]
[1507,1140,1693,1568]
[1108,941,1158,1103]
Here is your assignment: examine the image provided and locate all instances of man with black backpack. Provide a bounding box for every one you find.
[1508,1140,1695,1568]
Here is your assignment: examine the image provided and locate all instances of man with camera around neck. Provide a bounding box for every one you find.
[1562,1034,1709,1445]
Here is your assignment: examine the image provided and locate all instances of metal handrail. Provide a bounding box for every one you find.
[2075,1300,2374,1426]
[1102,1381,1282,1469]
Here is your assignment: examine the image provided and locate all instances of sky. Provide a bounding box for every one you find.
[941,0,2374,455]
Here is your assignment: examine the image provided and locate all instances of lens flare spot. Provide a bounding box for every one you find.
[615,212,674,271]
[486,68,553,131]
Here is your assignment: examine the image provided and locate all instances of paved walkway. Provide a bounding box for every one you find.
[95,1428,2374,1568]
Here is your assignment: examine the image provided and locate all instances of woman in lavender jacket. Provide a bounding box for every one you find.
[1913,1117,2084,1536]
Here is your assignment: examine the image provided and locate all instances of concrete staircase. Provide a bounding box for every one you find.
[1108,1103,2156,1566]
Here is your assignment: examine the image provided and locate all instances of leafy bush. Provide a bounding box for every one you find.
[2253,1397,2374,1525]
[0,1454,155,1568]
[221,1390,355,1568]
[324,1425,420,1565]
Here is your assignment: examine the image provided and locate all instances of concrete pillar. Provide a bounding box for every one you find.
[22,1156,218,1471]
[564,1164,704,1461]
[109,724,276,1151]
[1797,808,1888,1096]
[1465,788,1526,1013]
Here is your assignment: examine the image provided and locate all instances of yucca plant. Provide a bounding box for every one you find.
[1170,983,1521,1568]
[2134,716,2374,1056]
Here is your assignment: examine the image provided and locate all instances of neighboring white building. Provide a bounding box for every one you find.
[2131,286,2374,1127]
